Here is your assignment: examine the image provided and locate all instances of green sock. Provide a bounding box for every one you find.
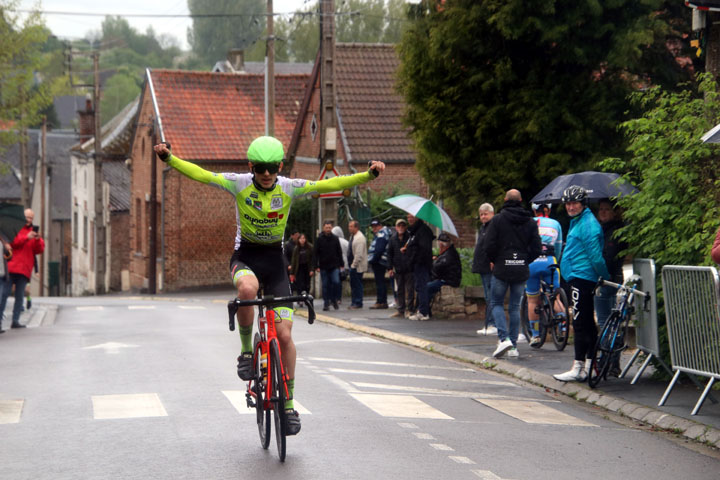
[285,378,295,410]
[239,325,253,353]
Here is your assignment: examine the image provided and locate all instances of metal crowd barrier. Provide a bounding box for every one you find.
[620,259,672,384]
[660,265,720,415]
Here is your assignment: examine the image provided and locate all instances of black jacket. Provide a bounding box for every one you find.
[387,231,413,274]
[313,232,343,270]
[406,219,435,268]
[601,219,627,283]
[471,221,493,275]
[485,200,542,282]
[432,244,462,287]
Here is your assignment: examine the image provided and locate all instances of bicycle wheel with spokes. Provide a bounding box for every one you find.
[588,314,617,388]
[269,339,287,462]
[550,288,570,351]
[253,334,271,449]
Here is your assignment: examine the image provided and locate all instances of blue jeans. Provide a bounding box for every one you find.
[490,275,525,346]
[0,273,29,326]
[414,265,431,316]
[427,279,445,304]
[320,268,340,306]
[594,284,618,330]
[349,268,364,307]
[480,273,495,327]
[371,262,388,304]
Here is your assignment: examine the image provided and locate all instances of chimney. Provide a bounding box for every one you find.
[228,49,245,72]
[77,93,95,143]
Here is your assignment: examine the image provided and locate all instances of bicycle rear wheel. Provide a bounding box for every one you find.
[269,339,287,462]
[550,288,569,351]
[588,313,618,388]
[253,334,271,449]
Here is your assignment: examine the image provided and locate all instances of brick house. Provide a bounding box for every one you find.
[286,43,476,247]
[129,69,309,291]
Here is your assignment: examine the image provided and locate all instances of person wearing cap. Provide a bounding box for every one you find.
[368,219,391,309]
[526,202,564,347]
[553,185,610,383]
[403,214,435,321]
[387,218,415,318]
[426,232,462,308]
[472,203,497,335]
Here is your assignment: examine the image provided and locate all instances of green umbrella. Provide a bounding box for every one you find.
[385,194,458,237]
[0,202,26,242]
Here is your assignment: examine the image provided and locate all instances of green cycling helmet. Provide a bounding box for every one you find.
[247,136,284,163]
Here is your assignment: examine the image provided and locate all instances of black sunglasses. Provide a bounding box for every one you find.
[252,164,280,174]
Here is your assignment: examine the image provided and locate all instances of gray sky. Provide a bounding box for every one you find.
[19,0,315,50]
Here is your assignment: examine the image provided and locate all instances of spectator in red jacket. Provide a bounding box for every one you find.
[0,208,44,331]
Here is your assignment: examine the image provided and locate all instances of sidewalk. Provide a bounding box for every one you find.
[300,301,720,449]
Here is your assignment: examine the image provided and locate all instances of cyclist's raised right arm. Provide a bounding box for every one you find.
[154,143,237,194]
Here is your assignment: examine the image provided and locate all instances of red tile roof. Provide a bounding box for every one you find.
[335,43,415,163]
[149,70,308,160]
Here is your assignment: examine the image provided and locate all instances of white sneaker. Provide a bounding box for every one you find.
[409,313,430,321]
[476,326,498,335]
[492,339,513,358]
[553,360,587,382]
[517,334,528,343]
[529,336,542,347]
[507,347,519,358]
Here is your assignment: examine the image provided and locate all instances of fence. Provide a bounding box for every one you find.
[620,259,672,384]
[660,265,720,415]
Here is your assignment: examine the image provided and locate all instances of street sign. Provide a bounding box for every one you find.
[317,163,344,198]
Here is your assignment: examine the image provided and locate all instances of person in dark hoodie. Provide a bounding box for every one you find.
[402,213,435,321]
[388,218,415,318]
[427,232,462,305]
[471,202,496,335]
[484,189,542,358]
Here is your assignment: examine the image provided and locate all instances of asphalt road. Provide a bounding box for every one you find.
[1,296,718,479]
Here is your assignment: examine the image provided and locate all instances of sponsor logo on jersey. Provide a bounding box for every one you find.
[245,197,252,206]
[243,213,279,228]
[291,179,307,188]
[267,212,285,219]
[223,173,239,181]
[253,200,263,210]
[250,192,258,199]
[271,196,283,210]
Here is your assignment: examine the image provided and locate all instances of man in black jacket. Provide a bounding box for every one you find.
[388,218,414,318]
[403,214,435,321]
[472,203,496,335]
[427,232,462,305]
[313,220,344,311]
[485,189,542,358]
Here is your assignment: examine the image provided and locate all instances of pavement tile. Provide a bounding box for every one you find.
[643,411,667,425]
[629,407,653,421]
[595,395,614,408]
[682,424,707,441]
[606,399,626,412]
[587,392,602,404]
[619,403,641,417]
[699,428,720,446]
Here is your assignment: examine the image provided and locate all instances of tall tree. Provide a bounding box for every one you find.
[396,0,694,211]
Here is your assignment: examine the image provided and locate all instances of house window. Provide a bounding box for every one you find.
[72,211,78,245]
[135,198,142,252]
[83,215,88,250]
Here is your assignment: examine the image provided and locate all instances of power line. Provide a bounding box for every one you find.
[10,8,363,18]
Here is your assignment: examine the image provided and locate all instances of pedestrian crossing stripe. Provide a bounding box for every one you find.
[351,393,453,419]
[177,305,206,310]
[329,368,517,387]
[0,399,23,424]
[351,381,559,402]
[308,356,475,372]
[92,393,168,420]
[76,306,104,311]
[128,305,156,310]
[222,391,310,415]
[476,399,598,427]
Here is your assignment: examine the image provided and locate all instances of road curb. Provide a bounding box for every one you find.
[309,310,720,450]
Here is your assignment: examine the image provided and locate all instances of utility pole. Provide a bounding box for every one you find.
[319,0,338,225]
[93,52,106,294]
[40,116,46,296]
[19,87,30,208]
[266,0,275,136]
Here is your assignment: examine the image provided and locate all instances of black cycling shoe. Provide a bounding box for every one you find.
[285,409,301,435]
[236,352,254,381]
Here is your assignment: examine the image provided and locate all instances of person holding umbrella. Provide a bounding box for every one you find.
[403,214,435,321]
[553,186,610,382]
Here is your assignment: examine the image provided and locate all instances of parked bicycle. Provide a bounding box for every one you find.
[520,264,570,350]
[227,290,315,462]
[587,276,649,389]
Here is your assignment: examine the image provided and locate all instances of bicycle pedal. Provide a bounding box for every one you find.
[245,393,256,409]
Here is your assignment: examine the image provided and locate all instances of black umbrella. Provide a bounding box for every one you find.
[531,171,638,205]
[0,203,26,242]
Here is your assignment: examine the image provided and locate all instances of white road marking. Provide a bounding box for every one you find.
[178,305,206,310]
[92,393,168,420]
[449,456,475,464]
[397,422,419,429]
[322,374,360,393]
[351,381,558,402]
[0,399,23,424]
[308,357,474,372]
[430,443,454,451]
[329,368,517,386]
[413,432,436,440]
[472,470,517,480]
[76,306,104,311]
[295,337,383,345]
[128,305,156,310]
[476,399,598,427]
[222,391,310,414]
[350,393,453,419]
[83,342,139,355]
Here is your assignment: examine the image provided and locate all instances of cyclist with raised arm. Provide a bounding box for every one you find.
[526,203,564,347]
[154,137,385,435]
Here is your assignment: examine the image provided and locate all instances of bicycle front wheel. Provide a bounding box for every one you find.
[588,313,617,388]
[269,339,287,462]
[253,334,271,449]
[550,288,569,351]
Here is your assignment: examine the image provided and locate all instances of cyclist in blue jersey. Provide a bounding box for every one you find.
[154,137,385,434]
[526,203,564,347]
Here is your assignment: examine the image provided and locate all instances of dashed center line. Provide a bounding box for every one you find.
[449,456,475,464]
[0,399,23,424]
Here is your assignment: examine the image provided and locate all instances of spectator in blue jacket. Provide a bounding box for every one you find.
[368,219,391,309]
[554,186,610,382]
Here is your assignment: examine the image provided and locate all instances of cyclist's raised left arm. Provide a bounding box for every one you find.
[290,161,385,197]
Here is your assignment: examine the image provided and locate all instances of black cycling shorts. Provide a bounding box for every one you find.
[230,244,291,299]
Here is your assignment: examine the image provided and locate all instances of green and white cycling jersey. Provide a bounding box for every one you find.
[167,155,376,248]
